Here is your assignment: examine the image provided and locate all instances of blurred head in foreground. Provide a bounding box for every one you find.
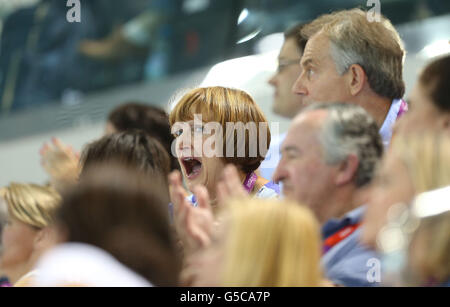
[40,163,180,286]
[406,208,450,286]
[395,55,450,135]
[362,134,450,249]
[375,187,450,286]
[192,199,322,287]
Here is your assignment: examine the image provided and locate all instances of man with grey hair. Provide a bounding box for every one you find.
[273,102,383,287]
[293,8,408,147]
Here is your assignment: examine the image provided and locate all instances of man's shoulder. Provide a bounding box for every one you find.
[323,229,382,287]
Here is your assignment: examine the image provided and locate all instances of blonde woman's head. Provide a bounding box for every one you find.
[194,199,322,287]
[0,183,61,229]
[0,183,61,284]
[407,211,450,285]
[363,133,450,248]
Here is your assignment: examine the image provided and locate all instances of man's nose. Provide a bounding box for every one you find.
[268,73,277,87]
[272,160,286,184]
[292,71,307,96]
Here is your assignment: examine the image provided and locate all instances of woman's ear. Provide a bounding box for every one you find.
[33,226,61,251]
[335,154,360,186]
[441,113,450,132]
[348,64,366,97]
[33,228,50,251]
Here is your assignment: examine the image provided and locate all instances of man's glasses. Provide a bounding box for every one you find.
[277,59,301,73]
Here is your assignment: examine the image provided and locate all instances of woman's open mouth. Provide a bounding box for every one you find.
[181,157,202,180]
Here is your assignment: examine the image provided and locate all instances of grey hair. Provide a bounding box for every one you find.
[304,103,383,187]
[301,8,406,100]
[329,41,364,75]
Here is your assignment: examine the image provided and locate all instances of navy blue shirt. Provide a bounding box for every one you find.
[322,206,382,287]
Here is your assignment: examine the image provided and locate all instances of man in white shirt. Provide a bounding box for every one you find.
[292,8,407,147]
[262,9,407,178]
[260,23,308,180]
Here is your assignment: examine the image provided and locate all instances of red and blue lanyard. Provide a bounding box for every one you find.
[323,223,361,254]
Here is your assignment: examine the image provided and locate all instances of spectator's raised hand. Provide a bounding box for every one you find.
[217,164,248,206]
[169,171,214,256]
[40,137,80,192]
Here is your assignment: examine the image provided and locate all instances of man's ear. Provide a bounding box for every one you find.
[347,64,366,96]
[335,154,359,186]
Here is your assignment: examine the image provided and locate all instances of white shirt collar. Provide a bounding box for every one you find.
[379,98,403,148]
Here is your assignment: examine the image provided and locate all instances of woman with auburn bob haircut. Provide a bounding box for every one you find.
[169,86,279,208]
[190,199,323,287]
[0,183,61,287]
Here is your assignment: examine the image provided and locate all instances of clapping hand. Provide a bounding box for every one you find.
[169,171,214,255]
[40,137,80,192]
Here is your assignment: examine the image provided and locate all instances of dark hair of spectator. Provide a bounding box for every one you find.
[58,163,181,286]
[419,55,450,112]
[107,103,179,171]
[284,23,308,53]
[80,130,171,179]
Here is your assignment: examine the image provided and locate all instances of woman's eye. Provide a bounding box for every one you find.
[173,129,183,137]
[307,68,314,79]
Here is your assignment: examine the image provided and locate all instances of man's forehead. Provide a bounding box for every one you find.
[293,109,328,127]
[301,32,329,63]
[279,38,301,58]
[283,110,327,144]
